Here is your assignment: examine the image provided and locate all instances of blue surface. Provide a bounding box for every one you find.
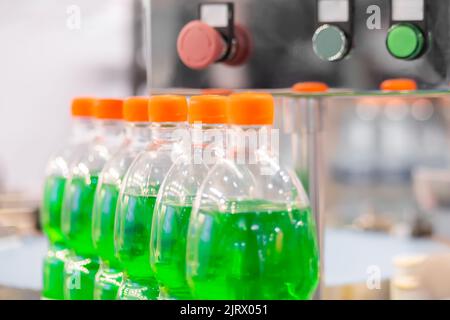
[0,235,46,290]
[324,229,449,286]
[0,230,448,290]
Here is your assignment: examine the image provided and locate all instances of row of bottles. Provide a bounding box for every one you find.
[41,93,319,300]
[333,97,448,184]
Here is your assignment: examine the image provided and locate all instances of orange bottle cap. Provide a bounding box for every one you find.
[123,97,150,122]
[200,88,233,96]
[148,95,188,123]
[189,95,229,124]
[292,82,329,93]
[380,78,418,92]
[71,97,96,117]
[95,99,124,120]
[228,93,274,125]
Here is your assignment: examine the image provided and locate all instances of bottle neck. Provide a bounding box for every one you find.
[70,117,96,144]
[151,122,187,144]
[95,119,125,148]
[190,123,227,165]
[190,123,227,145]
[228,124,278,164]
[125,122,152,147]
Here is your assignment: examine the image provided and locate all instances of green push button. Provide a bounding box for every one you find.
[386,23,425,60]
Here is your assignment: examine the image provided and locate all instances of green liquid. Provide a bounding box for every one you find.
[151,202,193,299]
[187,200,319,300]
[41,176,68,299]
[41,176,66,244]
[42,244,69,300]
[92,183,122,300]
[115,193,159,300]
[94,263,123,300]
[62,175,99,299]
[296,169,309,194]
[93,183,120,265]
[63,253,100,300]
[62,175,99,255]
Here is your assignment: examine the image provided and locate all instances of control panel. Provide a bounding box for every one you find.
[148,0,449,89]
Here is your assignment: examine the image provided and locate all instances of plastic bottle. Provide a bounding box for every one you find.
[92,97,151,300]
[151,95,228,299]
[41,97,96,299]
[378,98,418,184]
[186,93,319,300]
[288,82,330,193]
[62,99,124,300]
[114,95,188,300]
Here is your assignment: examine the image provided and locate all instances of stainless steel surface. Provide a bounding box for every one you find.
[0,192,39,236]
[305,98,325,299]
[147,0,450,90]
[0,286,40,300]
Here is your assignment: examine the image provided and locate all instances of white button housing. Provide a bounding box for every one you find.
[200,4,229,28]
[318,0,349,23]
[392,0,424,21]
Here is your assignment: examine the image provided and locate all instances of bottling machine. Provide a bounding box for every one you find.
[143,0,450,299]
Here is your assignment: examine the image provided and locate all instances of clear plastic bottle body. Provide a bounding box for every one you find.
[186,124,319,300]
[91,122,151,300]
[276,95,310,192]
[41,117,95,300]
[62,119,124,300]
[151,124,226,299]
[42,117,96,244]
[114,122,186,300]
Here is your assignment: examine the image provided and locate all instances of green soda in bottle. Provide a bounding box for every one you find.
[62,99,125,300]
[92,97,151,300]
[41,97,96,299]
[186,93,320,300]
[151,95,228,299]
[115,95,188,300]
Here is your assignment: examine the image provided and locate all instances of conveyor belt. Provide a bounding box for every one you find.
[0,230,448,297]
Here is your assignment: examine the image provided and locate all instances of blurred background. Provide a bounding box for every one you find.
[0,0,143,195]
[0,0,449,299]
[0,0,144,299]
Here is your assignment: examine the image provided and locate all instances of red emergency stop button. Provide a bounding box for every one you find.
[177,20,226,70]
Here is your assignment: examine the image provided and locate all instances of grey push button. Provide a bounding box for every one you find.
[312,24,349,61]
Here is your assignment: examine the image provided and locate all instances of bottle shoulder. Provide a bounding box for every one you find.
[98,146,142,186]
[197,158,310,211]
[156,156,210,205]
[120,147,181,197]
[69,142,115,178]
[44,142,89,177]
